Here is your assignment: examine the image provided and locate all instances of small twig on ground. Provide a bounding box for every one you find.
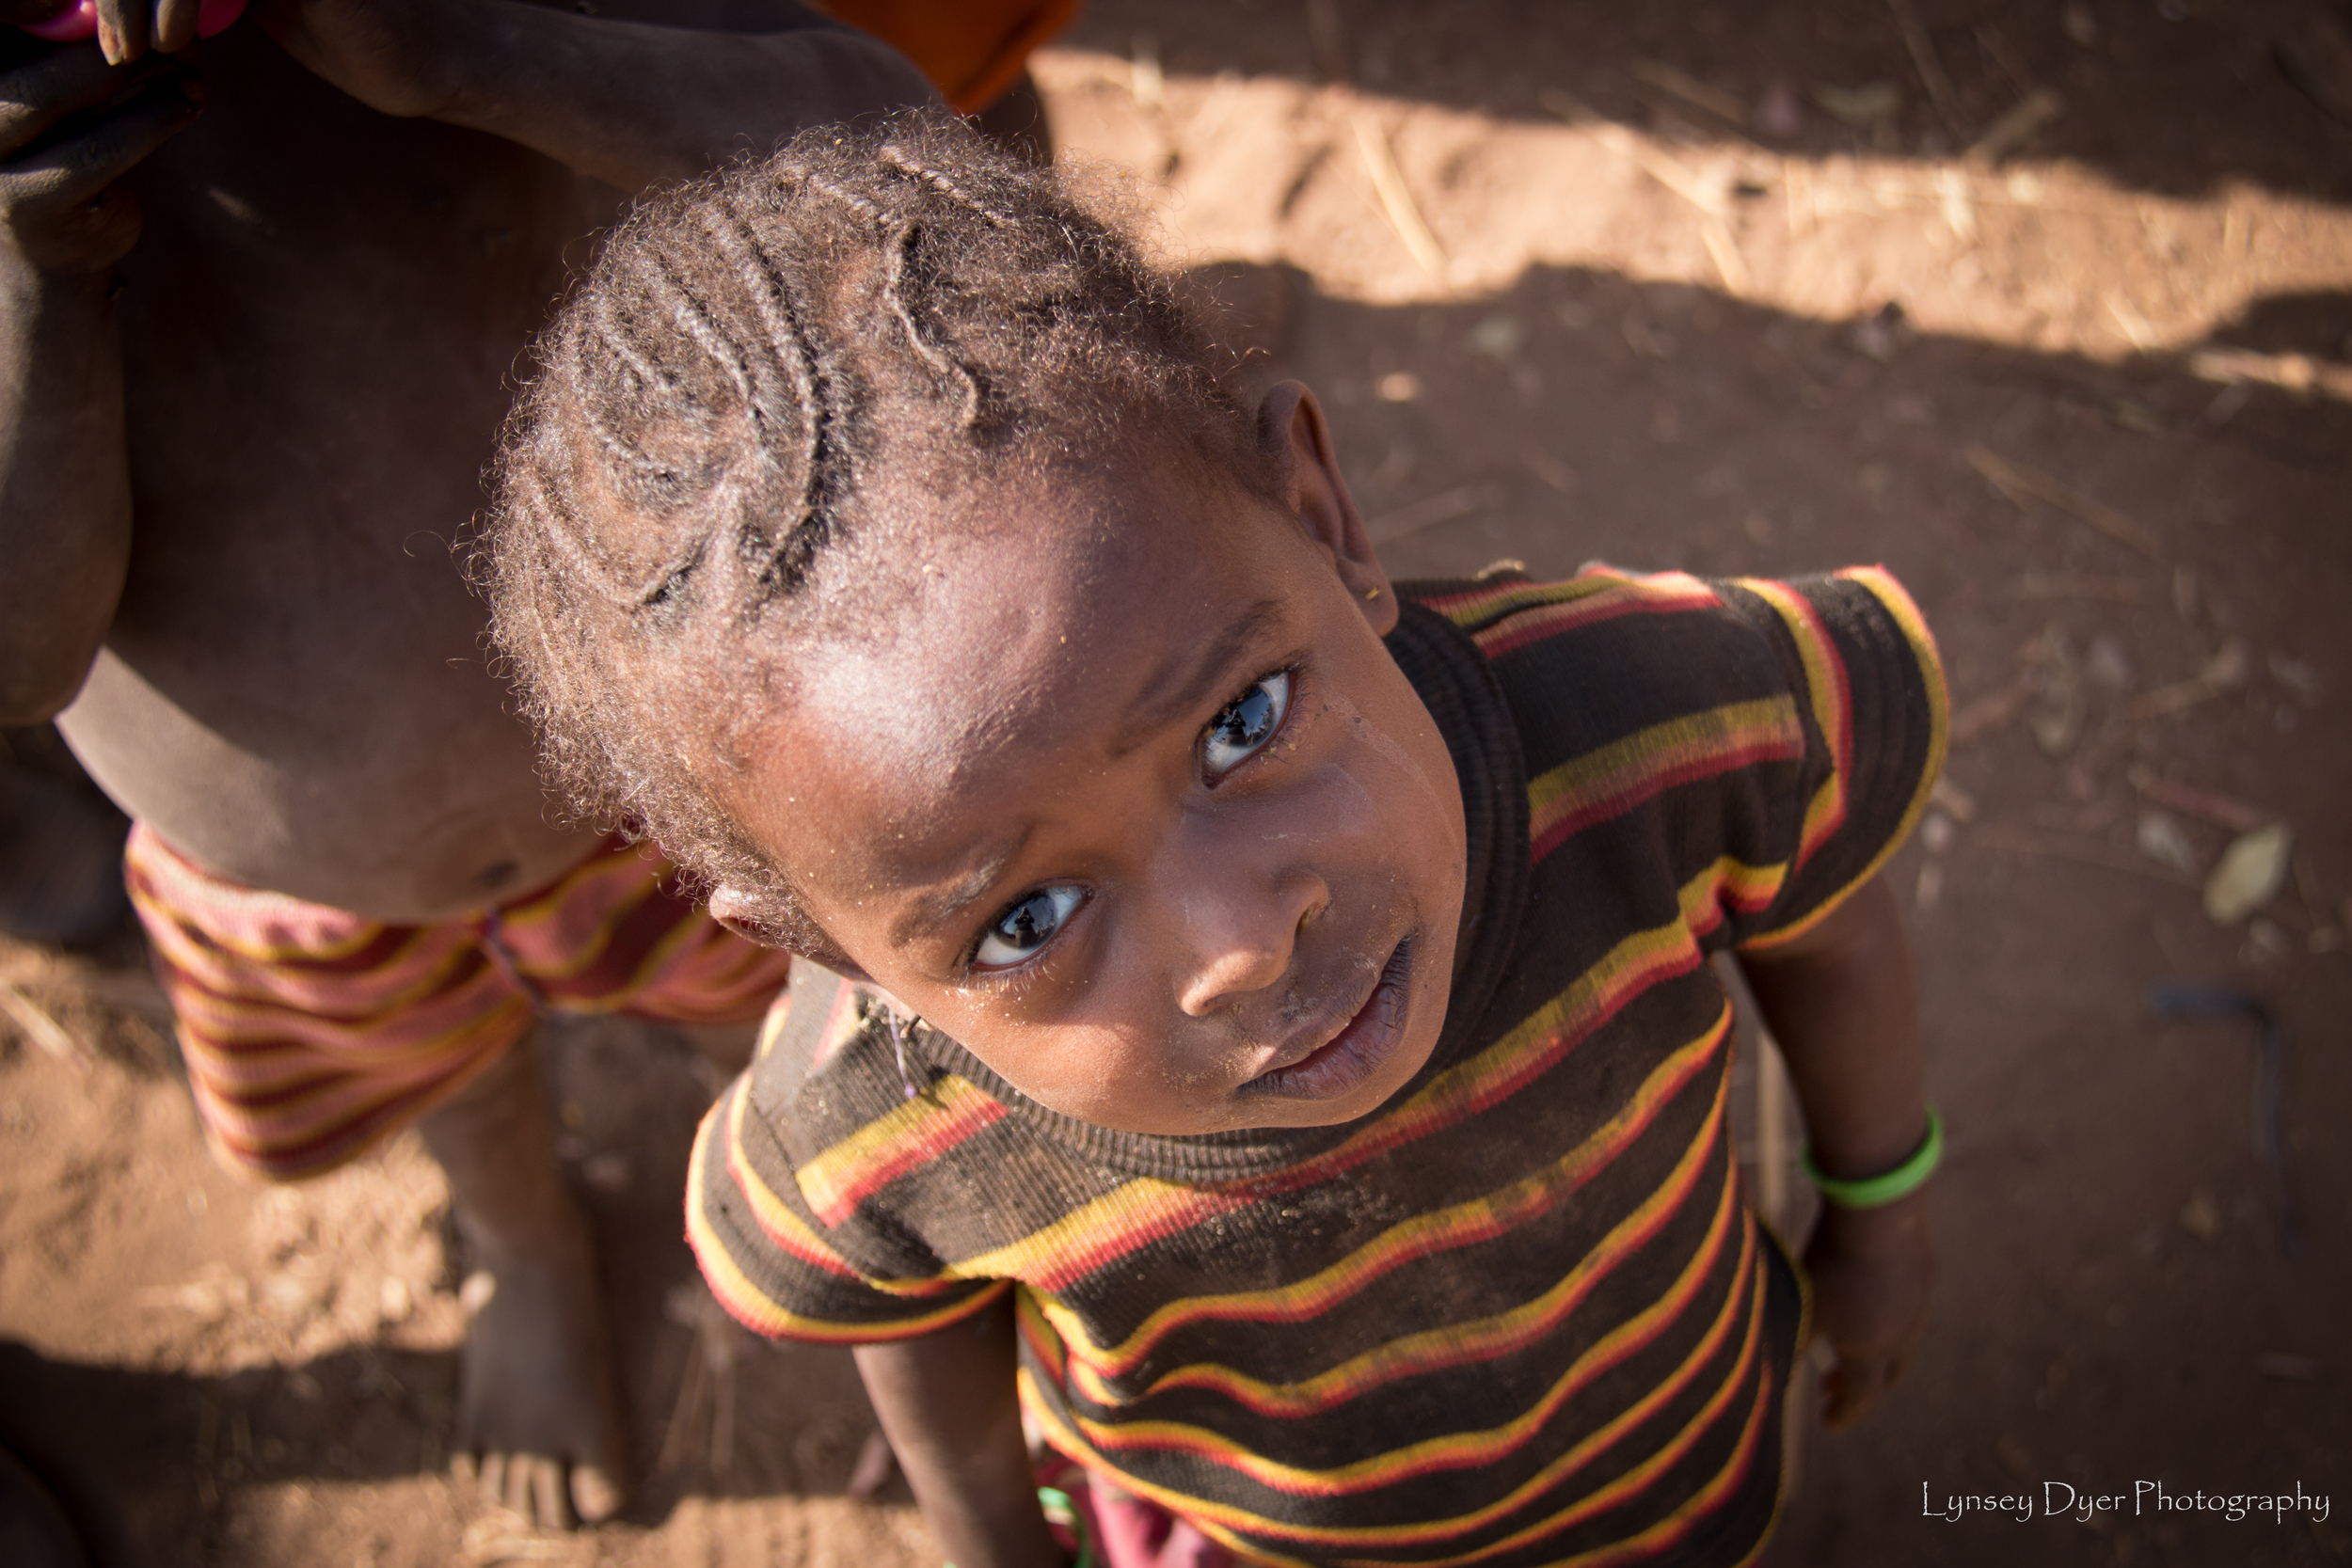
[1935,166,1977,241]
[1128,33,1162,108]
[1348,106,1446,276]
[2126,766,2273,833]
[1886,0,1967,140]
[2127,640,2250,722]
[1608,128,1724,214]
[1974,23,2033,100]
[1699,217,1752,295]
[1629,60,1748,126]
[2106,295,2158,352]
[458,1516,569,1564]
[1965,444,2165,558]
[1947,676,2033,745]
[1534,85,1593,124]
[2190,346,2352,400]
[1367,484,1486,545]
[1601,129,1751,294]
[1973,824,2199,887]
[0,983,87,1069]
[1966,89,2063,164]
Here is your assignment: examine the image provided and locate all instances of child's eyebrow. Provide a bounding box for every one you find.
[886,835,1029,949]
[1107,596,1289,757]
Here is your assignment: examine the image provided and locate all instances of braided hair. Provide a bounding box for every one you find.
[478,113,1277,949]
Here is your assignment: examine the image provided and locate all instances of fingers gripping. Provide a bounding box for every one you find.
[94,0,205,63]
[0,53,199,271]
[149,0,199,53]
[0,45,179,150]
[91,0,143,61]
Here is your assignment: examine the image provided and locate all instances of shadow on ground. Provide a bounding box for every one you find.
[1066,0,2352,206]
[8,260,2349,1567]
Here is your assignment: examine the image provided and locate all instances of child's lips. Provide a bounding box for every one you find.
[1239,936,1416,1103]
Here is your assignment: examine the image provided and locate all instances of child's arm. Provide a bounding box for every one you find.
[851,1291,1070,1568]
[0,42,202,722]
[1734,869,1932,1432]
[255,0,940,194]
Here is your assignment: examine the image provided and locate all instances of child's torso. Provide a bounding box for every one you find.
[734,584,1843,1564]
[57,27,613,920]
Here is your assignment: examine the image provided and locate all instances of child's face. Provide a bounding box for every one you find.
[716,388,1469,1136]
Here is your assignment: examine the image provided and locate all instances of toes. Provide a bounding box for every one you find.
[570,1462,625,1525]
[500,1452,538,1520]
[474,1449,505,1507]
[529,1456,573,1531]
[459,1448,603,1531]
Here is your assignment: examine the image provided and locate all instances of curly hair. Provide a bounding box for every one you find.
[476,112,1279,952]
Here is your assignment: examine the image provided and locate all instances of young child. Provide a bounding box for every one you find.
[0,0,1066,1532]
[479,115,1945,1568]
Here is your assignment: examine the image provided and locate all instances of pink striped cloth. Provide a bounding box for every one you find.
[126,825,793,1180]
[1035,1448,1240,1568]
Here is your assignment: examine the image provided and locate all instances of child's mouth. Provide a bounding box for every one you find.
[1239,936,1416,1103]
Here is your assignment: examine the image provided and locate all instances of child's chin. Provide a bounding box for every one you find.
[1229,1047,1436,1129]
[1238,973,1453,1130]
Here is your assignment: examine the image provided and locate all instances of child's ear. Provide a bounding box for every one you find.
[1259,380,1397,635]
[708,884,877,984]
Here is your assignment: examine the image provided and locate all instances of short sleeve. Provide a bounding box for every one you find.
[686,968,1012,1343]
[1406,562,1945,962]
[1712,567,1947,949]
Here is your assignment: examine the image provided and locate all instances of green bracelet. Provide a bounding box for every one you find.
[1801,1107,1943,1208]
[1035,1486,1097,1568]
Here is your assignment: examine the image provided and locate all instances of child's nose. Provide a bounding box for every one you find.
[1172,870,1327,1018]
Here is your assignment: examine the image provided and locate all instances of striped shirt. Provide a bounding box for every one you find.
[690,564,1947,1566]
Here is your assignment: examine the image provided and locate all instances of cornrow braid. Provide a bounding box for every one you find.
[476,112,1278,952]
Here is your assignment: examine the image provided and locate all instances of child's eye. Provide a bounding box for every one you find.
[1201,670,1292,781]
[972,884,1085,969]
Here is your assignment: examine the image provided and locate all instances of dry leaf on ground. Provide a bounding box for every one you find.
[2204,823,2294,926]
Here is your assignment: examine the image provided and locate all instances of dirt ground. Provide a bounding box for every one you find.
[4,1,2349,1563]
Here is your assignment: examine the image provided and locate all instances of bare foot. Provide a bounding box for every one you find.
[450,1213,629,1528]
[421,1036,629,1529]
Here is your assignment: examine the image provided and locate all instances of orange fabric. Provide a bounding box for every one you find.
[127,826,794,1180]
[810,0,1081,113]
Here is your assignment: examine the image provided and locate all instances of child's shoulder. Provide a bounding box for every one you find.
[1393,561,1946,950]
[1397,560,1942,721]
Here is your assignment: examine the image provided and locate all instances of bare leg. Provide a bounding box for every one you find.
[419,1031,628,1528]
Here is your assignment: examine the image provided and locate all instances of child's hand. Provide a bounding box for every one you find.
[0,41,204,276]
[1799,1190,1931,1431]
[248,0,461,120]
[14,0,243,60]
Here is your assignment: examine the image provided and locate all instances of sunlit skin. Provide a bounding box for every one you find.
[711,388,1470,1137]
[0,1,936,1529]
[696,385,1934,1568]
